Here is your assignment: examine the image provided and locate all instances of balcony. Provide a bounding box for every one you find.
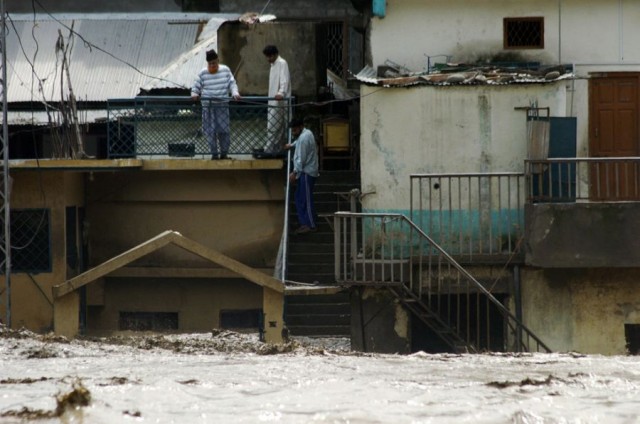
[409,158,640,268]
[525,157,640,268]
[107,96,291,159]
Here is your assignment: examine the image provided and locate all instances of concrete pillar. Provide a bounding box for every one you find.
[263,287,284,344]
[53,291,80,339]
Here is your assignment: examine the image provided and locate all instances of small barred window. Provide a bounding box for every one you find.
[503,17,544,49]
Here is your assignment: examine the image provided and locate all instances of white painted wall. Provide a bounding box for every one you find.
[362,0,640,354]
[360,83,567,211]
[362,0,639,211]
[371,0,640,71]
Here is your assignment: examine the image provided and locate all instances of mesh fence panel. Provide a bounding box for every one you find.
[107,97,291,158]
[1,209,51,273]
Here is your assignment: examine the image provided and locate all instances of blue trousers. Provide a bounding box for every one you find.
[202,105,230,156]
[295,173,317,228]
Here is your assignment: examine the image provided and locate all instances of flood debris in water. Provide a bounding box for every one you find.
[0,378,91,420]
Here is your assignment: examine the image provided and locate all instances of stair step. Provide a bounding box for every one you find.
[289,232,335,243]
[285,170,359,335]
[289,251,334,266]
[287,263,335,274]
[287,243,334,254]
[287,274,338,285]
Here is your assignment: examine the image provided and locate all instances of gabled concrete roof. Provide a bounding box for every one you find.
[52,230,284,299]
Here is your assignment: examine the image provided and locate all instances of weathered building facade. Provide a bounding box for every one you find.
[351,0,640,355]
[1,0,369,342]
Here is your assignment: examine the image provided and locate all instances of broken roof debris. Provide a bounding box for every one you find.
[355,60,574,87]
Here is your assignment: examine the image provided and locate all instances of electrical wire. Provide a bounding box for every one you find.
[32,0,191,90]
[259,0,273,16]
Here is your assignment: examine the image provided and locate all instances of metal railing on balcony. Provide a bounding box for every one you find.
[526,157,640,202]
[333,211,551,353]
[410,173,526,260]
[107,96,292,159]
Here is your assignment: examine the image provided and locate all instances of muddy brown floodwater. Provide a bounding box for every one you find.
[1,324,639,423]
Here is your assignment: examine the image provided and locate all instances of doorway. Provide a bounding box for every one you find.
[589,73,640,200]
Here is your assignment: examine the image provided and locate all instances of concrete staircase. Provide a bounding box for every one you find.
[284,170,360,337]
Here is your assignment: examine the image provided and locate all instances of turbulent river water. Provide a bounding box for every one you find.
[1,326,639,423]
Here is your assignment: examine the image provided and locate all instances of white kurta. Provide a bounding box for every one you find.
[264,56,292,152]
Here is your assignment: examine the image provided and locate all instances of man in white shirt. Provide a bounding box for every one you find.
[261,45,291,154]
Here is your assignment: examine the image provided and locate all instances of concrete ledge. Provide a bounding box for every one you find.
[285,285,346,295]
[10,159,143,170]
[10,158,284,171]
[525,202,640,267]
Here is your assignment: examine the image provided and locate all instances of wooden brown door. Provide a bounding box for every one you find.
[589,74,640,200]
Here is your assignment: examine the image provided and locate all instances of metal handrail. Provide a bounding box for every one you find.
[410,172,525,259]
[106,96,293,158]
[525,157,640,203]
[334,211,551,353]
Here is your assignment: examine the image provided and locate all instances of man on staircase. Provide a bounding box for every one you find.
[286,118,319,234]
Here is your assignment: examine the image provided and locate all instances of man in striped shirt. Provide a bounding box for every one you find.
[191,49,241,159]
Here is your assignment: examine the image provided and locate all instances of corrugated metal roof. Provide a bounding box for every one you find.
[140,17,226,92]
[6,13,239,103]
[7,110,107,126]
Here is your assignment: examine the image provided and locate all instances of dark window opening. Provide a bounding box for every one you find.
[504,17,544,49]
[119,312,178,331]
[317,21,348,82]
[625,324,640,355]
[220,309,262,329]
[2,209,51,272]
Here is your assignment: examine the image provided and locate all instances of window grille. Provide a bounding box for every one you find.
[2,209,51,273]
[503,17,544,49]
[326,21,345,78]
[119,312,179,331]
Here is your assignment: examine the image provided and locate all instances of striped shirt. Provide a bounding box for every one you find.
[191,64,240,99]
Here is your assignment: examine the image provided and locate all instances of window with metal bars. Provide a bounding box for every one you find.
[325,21,345,78]
[2,209,51,273]
[503,17,544,49]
